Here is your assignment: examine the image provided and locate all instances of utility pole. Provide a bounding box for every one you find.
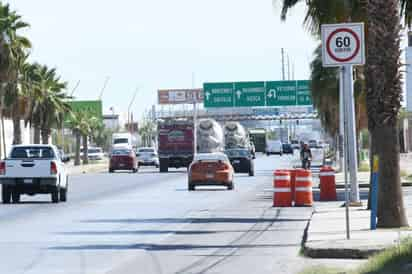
[287,54,291,80]
[192,72,198,155]
[281,48,286,81]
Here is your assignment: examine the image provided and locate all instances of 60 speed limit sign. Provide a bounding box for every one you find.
[321,23,365,67]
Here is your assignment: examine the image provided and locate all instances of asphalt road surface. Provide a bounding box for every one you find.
[0,152,319,274]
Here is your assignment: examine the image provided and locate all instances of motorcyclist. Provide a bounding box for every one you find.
[300,143,312,169]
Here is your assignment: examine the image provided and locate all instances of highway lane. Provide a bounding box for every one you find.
[0,153,315,274]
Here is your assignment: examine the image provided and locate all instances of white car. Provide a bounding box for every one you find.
[0,145,69,203]
[86,147,104,160]
[136,147,159,168]
[266,140,283,156]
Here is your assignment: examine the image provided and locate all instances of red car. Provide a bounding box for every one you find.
[109,148,138,173]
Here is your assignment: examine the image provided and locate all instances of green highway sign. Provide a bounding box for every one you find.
[296,80,312,106]
[203,82,234,108]
[266,81,297,106]
[234,81,265,107]
[203,80,312,108]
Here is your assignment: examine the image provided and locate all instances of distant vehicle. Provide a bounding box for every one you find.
[109,148,138,173]
[112,132,139,150]
[249,129,267,153]
[308,140,318,149]
[81,147,104,160]
[188,152,234,191]
[197,118,224,153]
[225,148,254,176]
[0,145,69,203]
[58,149,70,163]
[282,143,294,154]
[136,147,159,168]
[266,140,283,156]
[158,119,194,172]
[290,140,300,150]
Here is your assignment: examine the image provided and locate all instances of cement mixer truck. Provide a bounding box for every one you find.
[196,119,224,153]
[224,122,250,149]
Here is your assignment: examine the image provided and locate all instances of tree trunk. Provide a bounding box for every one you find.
[376,125,408,227]
[82,134,88,165]
[74,131,81,166]
[41,129,50,144]
[365,0,408,227]
[33,126,41,144]
[1,114,6,157]
[12,111,22,145]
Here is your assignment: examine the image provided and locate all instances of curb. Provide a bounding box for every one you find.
[302,245,382,259]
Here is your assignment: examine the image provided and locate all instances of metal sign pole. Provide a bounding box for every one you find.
[345,65,361,203]
[339,68,345,172]
[342,66,351,240]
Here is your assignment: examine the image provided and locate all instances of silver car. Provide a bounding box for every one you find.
[136,147,159,168]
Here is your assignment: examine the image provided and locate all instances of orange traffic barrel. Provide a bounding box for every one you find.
[295,169,313,206]
[273,170,292,207]
[319,166,337,201]
[289,169,302,202]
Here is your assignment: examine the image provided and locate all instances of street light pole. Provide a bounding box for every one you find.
[127,87,139,133]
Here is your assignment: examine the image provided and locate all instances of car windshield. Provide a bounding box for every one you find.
[88,148,101,154]
[225,149,250,157]
[113,138,129,144]
[10,147,55,159]
[111,149,131,156]
[138,148,155,153]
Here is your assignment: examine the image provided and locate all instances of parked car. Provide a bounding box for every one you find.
[109,148,138,173]
[87,147,104,160]
[225,148,254,176]
[266,140,283,156]
[188,152,234,191]
[282,143,294,154]
[0,145,69,203]
[136,147,159,168]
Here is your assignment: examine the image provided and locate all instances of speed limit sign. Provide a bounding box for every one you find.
[321,23,365,67]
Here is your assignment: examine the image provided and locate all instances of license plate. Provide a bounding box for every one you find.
[24,179,33,184]
[119,163,125,167]
[233,160,240,164]
[206,173,214,179]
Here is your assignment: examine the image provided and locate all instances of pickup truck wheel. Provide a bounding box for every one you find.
[249,167,255,177]
[60,188,67,202]
[227,182,234,190]
[188,183,195,191]
[159,158,169,173]
[51,187,59,203]
[2,186,11,204]
[11,190,20,203]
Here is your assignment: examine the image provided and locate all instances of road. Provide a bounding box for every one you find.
[1,153,317,274]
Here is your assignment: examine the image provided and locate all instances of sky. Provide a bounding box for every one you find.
[9,0,317,119]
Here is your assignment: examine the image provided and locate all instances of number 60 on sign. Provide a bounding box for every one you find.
[321,23,365,67]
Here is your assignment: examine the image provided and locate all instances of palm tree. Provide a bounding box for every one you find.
[0,3,31,145]
[25,64,71,144]
[67,111,96,165]
[280,0,409,227]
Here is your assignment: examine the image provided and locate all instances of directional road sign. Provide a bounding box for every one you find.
[203,80,312,108]
[321,23,365,67]
[234,81,265,107]
[203,82,234,108]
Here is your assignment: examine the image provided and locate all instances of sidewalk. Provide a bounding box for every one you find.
[66,159,108,175]
[302,188,412,259]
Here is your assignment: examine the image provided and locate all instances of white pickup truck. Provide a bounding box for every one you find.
[0,145,69,204]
